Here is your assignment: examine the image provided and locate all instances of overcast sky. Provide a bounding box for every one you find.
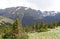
[0,0,60,11]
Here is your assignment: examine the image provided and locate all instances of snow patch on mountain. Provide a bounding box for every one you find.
[25,7,29,10]
[42,11,59,17]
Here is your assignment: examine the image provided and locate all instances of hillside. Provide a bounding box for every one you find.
[28,27,60,39]
[0,16,13,24]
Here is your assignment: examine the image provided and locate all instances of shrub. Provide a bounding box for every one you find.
[21,33,29,39]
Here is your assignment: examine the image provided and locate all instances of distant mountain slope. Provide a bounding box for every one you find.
[0,6,43,26]
[0,6,60,26]
[0,7,43,19]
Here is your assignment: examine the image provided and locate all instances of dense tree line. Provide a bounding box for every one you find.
[23,20,60,33]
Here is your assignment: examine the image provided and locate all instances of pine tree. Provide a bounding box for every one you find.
[35,21,39,31]
[53,21,57,27]
[12,18,23,39]
[48,22,54,29]
[13,18,19,30]
[39,20,48,32]
[40,20,45,28]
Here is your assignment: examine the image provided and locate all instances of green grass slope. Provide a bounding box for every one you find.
[0,16,13,23]
[28,27,60,39]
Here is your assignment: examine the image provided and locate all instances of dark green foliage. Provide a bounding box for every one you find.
[0,18,29,39]
[12,18,19,30]
[57,21,60,26]
[34,21,39,31]
[38,21,48,32]
[1,18,60,39]
[48,22,54,29]
[2,33,10,39]
[2,33,18,39]
[23,20,48,32]
[47,22,57,29]
[21,33,29,39]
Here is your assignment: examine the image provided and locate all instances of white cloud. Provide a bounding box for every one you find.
[0,0,60,11]
[0,0,39,10]
[53,0,60,11]
[41,0,60,11]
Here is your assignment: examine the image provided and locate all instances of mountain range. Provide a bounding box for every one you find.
[0,6,60,26]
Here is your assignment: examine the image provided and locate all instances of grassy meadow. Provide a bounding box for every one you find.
[28,27,60,39]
